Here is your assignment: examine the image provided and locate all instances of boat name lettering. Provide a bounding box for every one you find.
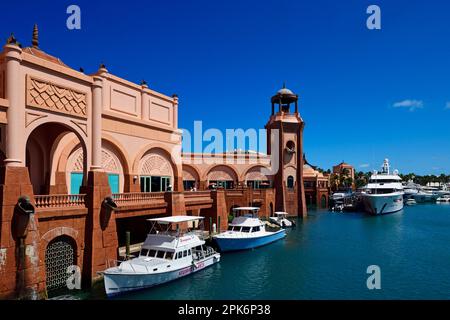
[179,267,191,276]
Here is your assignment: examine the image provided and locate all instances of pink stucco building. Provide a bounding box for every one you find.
[0,26,328,299]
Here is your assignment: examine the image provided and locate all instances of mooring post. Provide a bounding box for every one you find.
[217,216,221,233]
[125,231,130,259]
[209,217,212,235]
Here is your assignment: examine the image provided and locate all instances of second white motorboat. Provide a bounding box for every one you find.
[213,207,286,252]
[269,212,295,228]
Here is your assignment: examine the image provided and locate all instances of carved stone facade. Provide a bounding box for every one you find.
[26,75,87,118]
[139,152,173,177]
[207,165,238,181]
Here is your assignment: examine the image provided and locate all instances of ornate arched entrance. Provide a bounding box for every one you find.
[44,235,77,293]
[26,122,87,195]
[138,149,174,192]
[207,165,238,189]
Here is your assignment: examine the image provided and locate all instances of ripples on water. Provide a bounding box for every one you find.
[87,203,450,300]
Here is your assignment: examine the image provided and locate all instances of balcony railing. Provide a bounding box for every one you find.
[111,192,165,205]
[183,191,211,198]
[35,194,86,209]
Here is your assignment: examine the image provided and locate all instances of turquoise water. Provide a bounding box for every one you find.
[89,203,450,299]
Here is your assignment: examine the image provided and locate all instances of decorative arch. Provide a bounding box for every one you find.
[241,165,271,182]
[41,226,80,245]
[40,227,81,263]
[139,150,174,177]
[25,121,88,195]
[133,144,180,178]
[25,118,88,153]
[283,165,297,184]
[101,133,131,176]
[206,165,239,182]
[66,142,125,193]
[182,164,201,182]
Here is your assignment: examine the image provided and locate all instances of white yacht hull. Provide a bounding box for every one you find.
[362,193,404,215]
[103,254,220,297]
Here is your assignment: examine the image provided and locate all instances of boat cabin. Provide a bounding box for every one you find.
[138,216,212,263]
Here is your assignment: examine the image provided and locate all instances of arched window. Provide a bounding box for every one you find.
[287,176,294,189]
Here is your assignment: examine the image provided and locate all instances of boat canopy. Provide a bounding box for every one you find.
[232,207,260,211]
[147,215,205,224]
[274,212,289,216]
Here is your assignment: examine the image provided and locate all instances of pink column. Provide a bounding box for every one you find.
[172,94,179,129]
[91,73,104,171]
[3,43,23,166]
[141,81,149,121]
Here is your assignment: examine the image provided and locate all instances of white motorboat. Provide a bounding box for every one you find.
[101,216,220,297]
[405,198,417,205]
[213,207,286,252]
[412,190,440,203]
[362,159,404,215]
[436,195,450,203]
[269,212,294,228]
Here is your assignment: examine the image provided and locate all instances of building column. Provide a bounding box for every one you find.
[141,81,149,121]
[172,94,178,129]
[91,73,104,171]
[3,43,23,166]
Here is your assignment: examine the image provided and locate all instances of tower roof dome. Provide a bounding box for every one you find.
[271,82,298,104]
[277,84,294,95]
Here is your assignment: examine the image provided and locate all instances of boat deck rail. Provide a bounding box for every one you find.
[192,247,216,261]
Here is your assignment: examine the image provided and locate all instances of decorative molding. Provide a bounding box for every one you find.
[102,149,120,173]
[71,148,84,172]
[140,153,173,176]
[70,120,87,136]
[245,168,269,181]
[69,147,121,174]
[25,111,48,127]
[26,74,87,118]
[207,166,237,181]
[182,166,199,181]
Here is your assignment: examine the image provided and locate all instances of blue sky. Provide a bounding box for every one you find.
[2,0,449,175]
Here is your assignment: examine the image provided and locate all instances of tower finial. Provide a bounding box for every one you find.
[6,33,17,45]
[283,81,286,89]
[32,24,39,48]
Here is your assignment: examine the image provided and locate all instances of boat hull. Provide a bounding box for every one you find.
[362,193,404,215]
[214,229,286,252]
[269,217,293,228]
[412,193,439,203]
[103,254,220,297]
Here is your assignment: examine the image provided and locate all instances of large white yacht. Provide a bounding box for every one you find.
[101,216,220,297]
[362,159,404,215]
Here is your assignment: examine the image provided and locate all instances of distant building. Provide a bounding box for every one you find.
[332,161,355,180]
[303,163,329,208]
[332,161,355,191]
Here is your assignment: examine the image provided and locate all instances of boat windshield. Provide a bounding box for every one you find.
[369,179,401,184]
[366,188,400,194]
[232,207,259,218]
[140,248,175,260]
[147,216,206,239]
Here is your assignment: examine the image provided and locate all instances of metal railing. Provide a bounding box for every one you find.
[35,194,86,208]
